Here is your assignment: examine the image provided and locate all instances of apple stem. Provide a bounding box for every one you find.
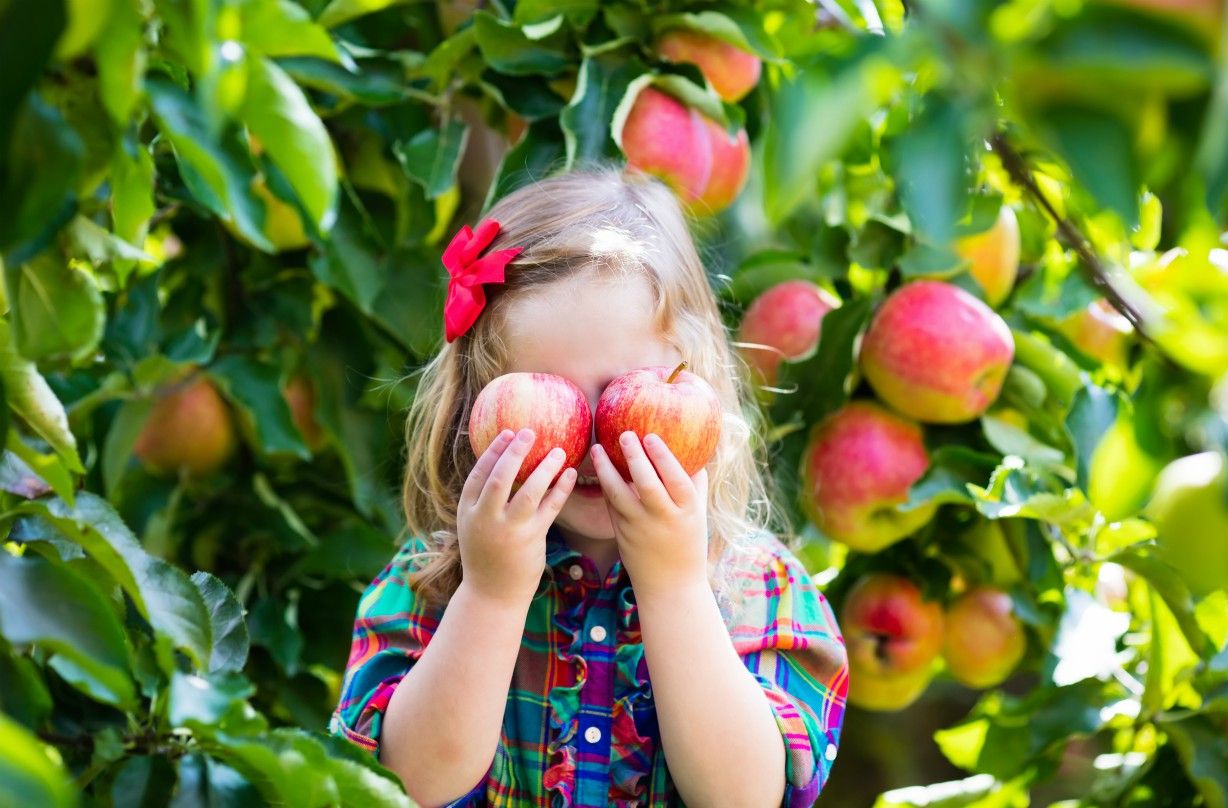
[666,361,688,384]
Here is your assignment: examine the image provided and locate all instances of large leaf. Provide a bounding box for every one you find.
[560,56,640,169]
[0,94,83,264]
[889,94,970,246]
[1065,383,1120,492]
[18,493,214,670]
[0,552,135,708]
[763,54,879,223]
[241,56,338,232]
[0,0,65,156]
[0,321,84,476]
[190,572,250,674]
[242,0,340,62]
[769,296,874,427]
[394,121,470,200]
[1043,105,1139,226]
[0,713,77,808]
[147,78,274,252]
[96,0,145,125]
[4,250,105,365]
[473,12,570,76]
[1166,715,1228,808]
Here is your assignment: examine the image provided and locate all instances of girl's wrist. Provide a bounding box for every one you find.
[456,577,538,613]
[629,569,712,609]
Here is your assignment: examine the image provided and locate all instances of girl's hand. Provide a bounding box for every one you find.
[591,431,709,597]
[457,428,577,605]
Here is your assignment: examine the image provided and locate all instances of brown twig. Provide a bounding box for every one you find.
[989,131,1157,347]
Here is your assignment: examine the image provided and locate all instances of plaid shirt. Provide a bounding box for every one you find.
[330,526,848,806]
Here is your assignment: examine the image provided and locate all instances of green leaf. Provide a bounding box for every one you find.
[0,321,84,475]
[96,0,145,125]
[0,552,135,708]
[248,597,304,675]
[241,56,338,231]
[393,121,470,200]
[982,415,1067,468]
[906,446,1001,510]
[209,355,310,459]
[242,0,340,61]
[0,712,77,808]
[515,0,596,27]
[560,56,639,169]
[890,94,970,246]
[279,57,406,107]
[147,78,274,253]
[763,57,877,222]
[0,0,65,156]
[473,12,570,76]
[1112,547,1211,657]
[934,679,1111,779]
[1043,106,1139,227]
[0,94,83,264]
[194,728,340,806]
[1065,384,1120,491]
[189,572,250,674]
[5,251,105,365]
[315,734,414,806]
[171,753,263,807]
[108,140,158,285]
[1010,328,1085,409]
[168,670,257,729]
[1166,715,1228,808]
[315,0,406,29]
[110,756,177,808]
[5,434,75,504]
[0,652,52,730]
[19,493,214,670]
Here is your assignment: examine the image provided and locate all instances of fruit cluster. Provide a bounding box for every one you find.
[619,29,759,215]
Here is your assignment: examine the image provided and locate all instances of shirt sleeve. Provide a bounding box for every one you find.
[726,538,849,807]
[329,537,442,755]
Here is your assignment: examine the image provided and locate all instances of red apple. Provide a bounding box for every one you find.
[842,574,944,711]
[953,206,1020,308]
[595,361,722,480]
[693,115,751,215]
[468,373,592,485]
[737,280,840,387]
[860,281,1015,424]
[134,373,238,478]
[620,87,713,205]
[942,587,1026,688]
[283,373,326,453]
[656,28,762,102]
[801,401,936,552]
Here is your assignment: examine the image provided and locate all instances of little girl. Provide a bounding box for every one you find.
[330,168,848,807]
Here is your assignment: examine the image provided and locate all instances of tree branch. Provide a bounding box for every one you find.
[989,131,1158,347]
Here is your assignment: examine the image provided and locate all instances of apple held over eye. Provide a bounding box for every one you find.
[469,373,593,485]
[595,361,722,480]
[841,574,944,711]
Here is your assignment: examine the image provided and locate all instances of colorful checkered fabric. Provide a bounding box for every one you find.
[330,525,848,806]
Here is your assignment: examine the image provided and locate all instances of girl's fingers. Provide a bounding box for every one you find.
[618,432,670,511]
[509,446,567,517]
[481,428,536,507]
[539,466,579,517]
[461,429,515,507]
[642,433,695,508]
[591,442,636,516]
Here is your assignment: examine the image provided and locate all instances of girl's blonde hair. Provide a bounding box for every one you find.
[401,167,784,612]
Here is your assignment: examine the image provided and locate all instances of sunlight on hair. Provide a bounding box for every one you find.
[588,226,648,267]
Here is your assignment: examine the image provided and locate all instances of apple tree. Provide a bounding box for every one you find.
[0,0,1226,804]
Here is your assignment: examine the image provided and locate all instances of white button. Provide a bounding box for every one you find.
[824,744,837,761]
[568,565,583,581]
[584,726,602,744]
[589,625,608,642]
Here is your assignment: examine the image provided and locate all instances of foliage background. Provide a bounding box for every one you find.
[1,0,1226,804]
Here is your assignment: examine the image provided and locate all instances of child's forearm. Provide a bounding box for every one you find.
[638,579,787,807]
[379,582,531,806]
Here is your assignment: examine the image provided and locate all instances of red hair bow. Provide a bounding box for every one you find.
[442,219,522,343]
